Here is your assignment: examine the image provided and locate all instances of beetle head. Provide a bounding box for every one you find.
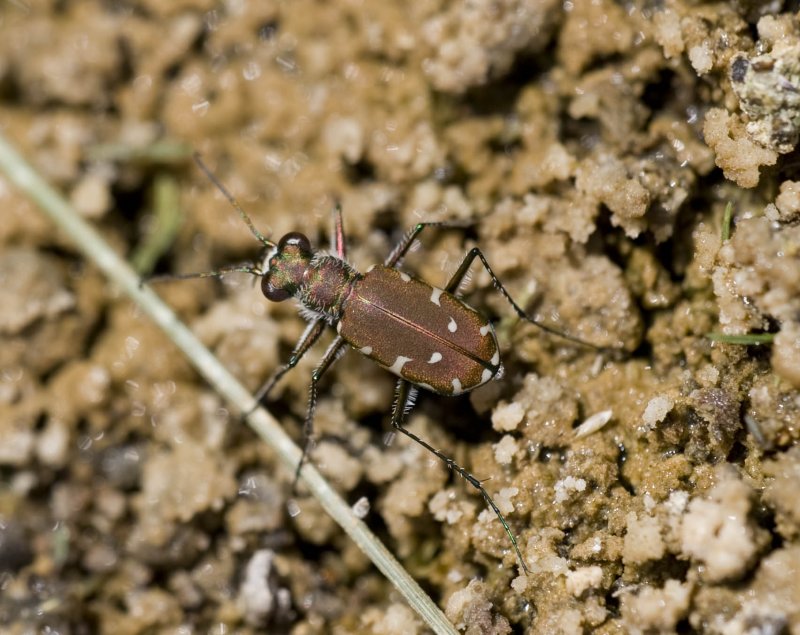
[261,232,312,301]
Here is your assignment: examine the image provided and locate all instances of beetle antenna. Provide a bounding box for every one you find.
[193,152,277,249]
[144,263,263,286]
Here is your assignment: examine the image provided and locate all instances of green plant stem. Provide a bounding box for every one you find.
[86,140,192,164]
[707,332,775,345]
[0,132,458,635]
[130,173,183,275]
[721,201,733,242]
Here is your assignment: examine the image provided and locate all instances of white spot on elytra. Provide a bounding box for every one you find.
[336,321,342,333]
[399,271,411,282]
[388,355,412,375]
[447,317,457,333]
[451,378,463,394]
[430,288,443,306]
[428,352,442,364]
[481,368,493,384]
[418,382,435,392]
[359,346,373,355]
[366,264,376,272]
[480,324,491,336]
[490,350,500,366]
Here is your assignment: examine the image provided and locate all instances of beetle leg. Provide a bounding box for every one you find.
[384,221,471,269]
[294,334,347,489]
[252,318,327,407]
[331,202,347,259]
[389,379,530,573]
[445,247,602,350]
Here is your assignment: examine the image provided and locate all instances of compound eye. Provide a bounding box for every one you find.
[278,232,310,253]
[261,274,291,302]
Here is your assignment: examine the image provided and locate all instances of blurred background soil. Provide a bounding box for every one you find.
[1,1,800,633]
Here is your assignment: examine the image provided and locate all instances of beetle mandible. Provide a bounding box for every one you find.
[164,154,601,574]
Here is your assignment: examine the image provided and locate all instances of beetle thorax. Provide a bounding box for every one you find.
[297,254,361,321]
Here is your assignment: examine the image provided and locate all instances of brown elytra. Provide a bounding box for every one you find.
[337,264,500,396]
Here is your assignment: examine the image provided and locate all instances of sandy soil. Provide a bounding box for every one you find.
[1,1,800,633]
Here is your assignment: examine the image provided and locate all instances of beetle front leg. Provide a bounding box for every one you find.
[294,334,347,489]
[252,318,326,407]
[446,247,602,350]
[388,379,530,573]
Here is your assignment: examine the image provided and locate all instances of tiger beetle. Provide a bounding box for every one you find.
[157,154,604,574]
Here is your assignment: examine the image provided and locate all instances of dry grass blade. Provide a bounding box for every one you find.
[0,132,458,635]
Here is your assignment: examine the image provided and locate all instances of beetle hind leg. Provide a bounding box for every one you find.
[389,379,529,573]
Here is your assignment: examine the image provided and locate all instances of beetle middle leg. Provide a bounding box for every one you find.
[446,247,601,349]
[384,221,471,268]
[294,334,347,488]
[388,223,600,349]
[389,379,529,572]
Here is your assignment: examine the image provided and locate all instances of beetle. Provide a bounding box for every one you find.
[160,154,601,574]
